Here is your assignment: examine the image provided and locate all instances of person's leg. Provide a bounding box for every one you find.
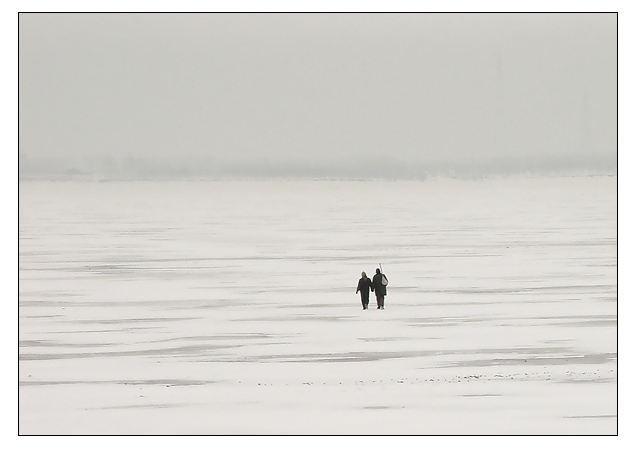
[378,295,385,309]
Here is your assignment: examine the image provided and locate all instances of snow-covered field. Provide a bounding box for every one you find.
[18,176,617,435]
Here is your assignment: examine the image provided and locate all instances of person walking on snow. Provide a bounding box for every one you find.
[356,271,373,310]
[372,268,388,309]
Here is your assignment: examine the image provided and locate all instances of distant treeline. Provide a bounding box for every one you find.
[18,153,617,180]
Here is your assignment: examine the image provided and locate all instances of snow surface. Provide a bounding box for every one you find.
[18,177,617,436]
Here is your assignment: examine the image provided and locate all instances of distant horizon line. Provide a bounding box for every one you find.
[18,152,617,181]
[18,170,618,183]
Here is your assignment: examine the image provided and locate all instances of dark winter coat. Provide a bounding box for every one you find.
[357,277,372,299]
[372,273,388,296]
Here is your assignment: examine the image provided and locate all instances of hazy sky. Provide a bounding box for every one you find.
[19,13,617,176]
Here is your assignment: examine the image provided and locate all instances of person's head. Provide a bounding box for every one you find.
[376,268,381,274]
[361,271,367,278]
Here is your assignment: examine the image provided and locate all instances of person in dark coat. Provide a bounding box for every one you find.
[356,271,373,310]
[372,268,388,309]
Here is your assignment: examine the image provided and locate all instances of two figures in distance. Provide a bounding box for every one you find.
[356,268,388,310]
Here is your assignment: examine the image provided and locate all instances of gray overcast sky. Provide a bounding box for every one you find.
[19,13,617,177]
